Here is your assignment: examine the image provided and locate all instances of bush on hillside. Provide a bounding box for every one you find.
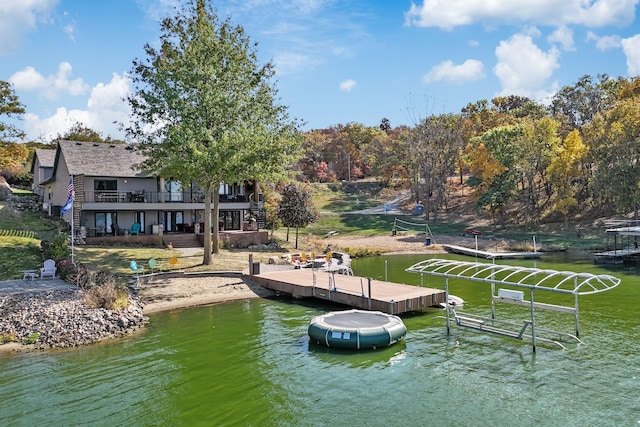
[41,232,71,260]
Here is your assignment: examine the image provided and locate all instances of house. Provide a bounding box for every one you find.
[30,148,56,200]
[37,140,266,246]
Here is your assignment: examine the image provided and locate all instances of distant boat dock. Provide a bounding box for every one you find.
[247,267,445,314]
[594,222,640,264]
[443,244,541,260]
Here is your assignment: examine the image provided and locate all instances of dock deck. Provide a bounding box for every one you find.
[593,248,640,264]
[247,268,445,314]
[443,244,541,260]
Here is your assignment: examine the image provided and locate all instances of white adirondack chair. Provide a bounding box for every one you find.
[40,259,57,278]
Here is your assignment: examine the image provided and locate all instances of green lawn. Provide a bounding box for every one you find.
[0,183,610,281]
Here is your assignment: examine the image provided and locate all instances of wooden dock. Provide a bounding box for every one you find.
[594,248,640,264]
[246,268,445,314]
[443,244,541,260]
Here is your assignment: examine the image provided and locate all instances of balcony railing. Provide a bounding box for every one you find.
[83,191,249,204]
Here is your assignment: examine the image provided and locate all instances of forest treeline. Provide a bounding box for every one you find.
[295,74,640,228]
[2,74,640,229]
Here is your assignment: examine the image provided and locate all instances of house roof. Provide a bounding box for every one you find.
[30,148,56,173]
[34,148,56,168]
[55,140,149,178]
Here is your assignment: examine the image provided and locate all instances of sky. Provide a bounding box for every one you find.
[1,0,640,142]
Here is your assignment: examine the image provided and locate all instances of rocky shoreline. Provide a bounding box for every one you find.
[0,288,147,351]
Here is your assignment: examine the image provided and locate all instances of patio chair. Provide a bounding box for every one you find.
[148,258,161,273]
[130,260,144,289]
[130,223,141,236]
[113,224,126,236]
[40,259,57,279]
[130,261,145,279]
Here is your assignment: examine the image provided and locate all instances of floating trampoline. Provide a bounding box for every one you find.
[308,309,407,350]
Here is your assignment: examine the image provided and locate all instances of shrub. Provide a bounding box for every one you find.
[0,333,18,343]
[41,232,71,260]
[57,258,79,281]
[84,283,129,310]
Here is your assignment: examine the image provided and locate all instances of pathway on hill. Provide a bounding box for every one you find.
[345,190,411,215]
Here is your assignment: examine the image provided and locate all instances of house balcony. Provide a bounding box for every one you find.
[81,191,252,211]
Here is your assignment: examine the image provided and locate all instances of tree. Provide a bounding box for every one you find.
[546,129,587,228]
[59,122,107,143]
[0,80,25,141]
[465,126,522,224]
[126,0,302,264]
[407,113,463,219]
[550,74,619,135]
[278,183,317,249]
[584,95,640,217]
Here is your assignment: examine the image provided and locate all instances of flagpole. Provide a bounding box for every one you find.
[71,175,75,265]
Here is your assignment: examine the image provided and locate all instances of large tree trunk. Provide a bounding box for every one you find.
[203,188,213,265]
[202,183,221,265]
[212,190,220,255]
[295,226,299,249]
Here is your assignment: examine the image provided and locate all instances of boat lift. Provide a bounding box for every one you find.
[406,259,621,351]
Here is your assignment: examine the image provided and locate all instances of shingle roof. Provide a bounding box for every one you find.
[57,140,148,177]
[34,148,56,168]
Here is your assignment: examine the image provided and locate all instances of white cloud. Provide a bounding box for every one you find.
[422,59,485,83]
[9,62,89,99]
[548,26,574,51]
[404,0,639,30]
[587,31,622,51]
[273,51,323,75]
[621,34,640,77]
[0,0,58,55]
[339,79,357,92]
[23,73,131,141]
[63,23,76,42]
[494,33,560,99]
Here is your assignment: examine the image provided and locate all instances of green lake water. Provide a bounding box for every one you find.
[1,252,639,426]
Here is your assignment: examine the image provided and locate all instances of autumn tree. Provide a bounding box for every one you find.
[546,129,587,228]
[516,117,561,227]
[278,183,318,249]
[407,114,464,219]
[550,74,619,136]
[127,0,302,263]
[466,126,522,224]
[584,95,640,217]
[362,126,409,188]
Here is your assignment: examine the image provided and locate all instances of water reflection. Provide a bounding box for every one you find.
[1,253,640,425]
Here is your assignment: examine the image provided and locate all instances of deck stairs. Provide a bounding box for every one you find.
[164,233,201,248]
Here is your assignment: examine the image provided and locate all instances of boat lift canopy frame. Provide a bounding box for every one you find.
[406,258,621,351]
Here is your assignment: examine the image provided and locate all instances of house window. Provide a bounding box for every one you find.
[164,211,184,232]
[94,179,117,191]
[135,212,145,233]
[165,180,183,202]
[219,210,240,230]
[96,212,117,234]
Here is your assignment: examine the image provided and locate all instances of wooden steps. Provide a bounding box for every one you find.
[164,233,201,248]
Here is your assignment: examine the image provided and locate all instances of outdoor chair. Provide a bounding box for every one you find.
[148,258,161,273]
[130,223,141,236]
[113,224,126,236]
[40,259,57,279]
[130,260,145,279]
[130,260,144,289]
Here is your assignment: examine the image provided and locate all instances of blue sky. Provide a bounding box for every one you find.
[2,0,639,142]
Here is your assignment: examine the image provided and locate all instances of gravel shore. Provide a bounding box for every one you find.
[0,288,147,353]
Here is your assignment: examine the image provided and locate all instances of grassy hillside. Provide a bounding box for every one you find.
[0,181,614,281]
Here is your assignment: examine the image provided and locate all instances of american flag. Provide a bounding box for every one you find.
[61,176,75,214]
[67,176,75,201]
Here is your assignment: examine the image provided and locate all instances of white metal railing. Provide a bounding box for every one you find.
[406,258,621,351]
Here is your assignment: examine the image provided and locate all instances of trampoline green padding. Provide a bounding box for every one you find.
[308,309,407,350]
